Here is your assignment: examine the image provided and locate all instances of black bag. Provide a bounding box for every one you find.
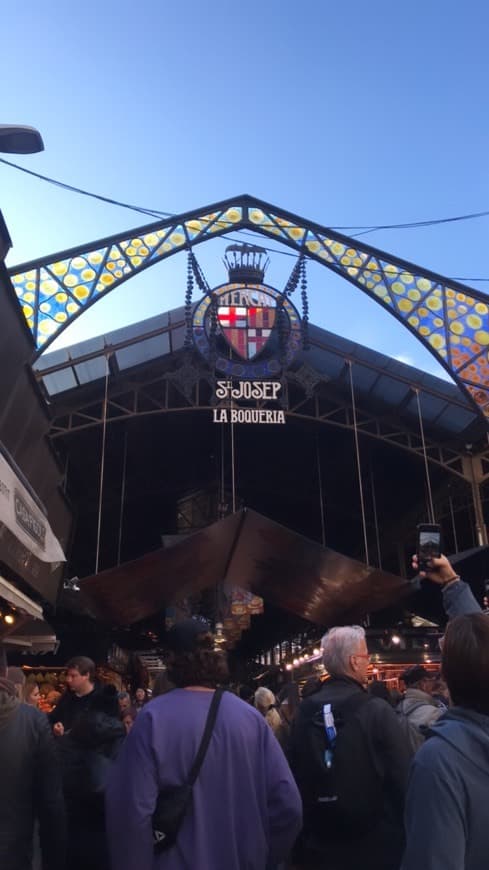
[296,691,384,838]
[152,688,224,852]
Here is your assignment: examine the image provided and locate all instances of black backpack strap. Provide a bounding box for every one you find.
[312,689,369,730]
[187,688,224,786]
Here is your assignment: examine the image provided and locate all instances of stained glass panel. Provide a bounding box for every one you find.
[8,196,489,424]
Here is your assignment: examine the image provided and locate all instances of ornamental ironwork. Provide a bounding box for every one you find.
[8,194,489,425]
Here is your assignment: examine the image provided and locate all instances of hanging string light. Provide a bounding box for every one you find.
[277,297,288,370]
[184,249,194,348]
[208,293,218,372]
[283,254,302,297]
[278,252,305,366]
[186,249,217,366]
[300,255,309,350]
[189,250,211,296]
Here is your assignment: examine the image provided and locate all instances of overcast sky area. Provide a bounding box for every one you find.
[2,1,488,383]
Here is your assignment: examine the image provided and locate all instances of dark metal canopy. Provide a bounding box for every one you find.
[77,508,411,628]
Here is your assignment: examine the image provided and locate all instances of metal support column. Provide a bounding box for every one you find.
[462,453,488,547]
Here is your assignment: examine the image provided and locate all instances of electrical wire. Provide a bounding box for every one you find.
[0,156,170,219]
[341,210,489,233]
[3,155,489,234]
[95,355,110,575]
[347,360,370,566]
[2,156,489,283]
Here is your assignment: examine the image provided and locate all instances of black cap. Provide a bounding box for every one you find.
[166,618,211,653]
[402,665,431,687]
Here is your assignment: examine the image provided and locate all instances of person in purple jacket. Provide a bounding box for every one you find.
[105,619,302,870]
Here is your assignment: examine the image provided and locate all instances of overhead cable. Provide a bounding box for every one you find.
[2,157,489,283]
[2,156,489,234]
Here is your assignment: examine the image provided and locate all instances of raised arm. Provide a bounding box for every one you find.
[412,553,482,618]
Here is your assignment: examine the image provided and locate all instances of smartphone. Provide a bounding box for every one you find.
[417,523,442,572]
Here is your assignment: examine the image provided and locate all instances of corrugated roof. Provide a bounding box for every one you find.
[33,306,483,443]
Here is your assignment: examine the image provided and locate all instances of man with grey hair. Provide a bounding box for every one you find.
[290,625,411,870]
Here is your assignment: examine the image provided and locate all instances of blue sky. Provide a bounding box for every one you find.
[2,0,489,379]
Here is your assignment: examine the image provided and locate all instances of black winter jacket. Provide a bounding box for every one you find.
[59,708,125,870]
[60,709,125,814]
[0,695,66,870]
[289,676,412,870]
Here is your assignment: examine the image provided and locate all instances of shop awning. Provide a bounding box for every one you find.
[0,573,44,641]
[0,574,43,619]
[3,616,59,654]
[0,574,59,652]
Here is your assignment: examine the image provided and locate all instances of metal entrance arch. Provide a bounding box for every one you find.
[8,194,489,424]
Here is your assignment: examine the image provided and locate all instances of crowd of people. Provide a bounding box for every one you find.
[0,553,488,870]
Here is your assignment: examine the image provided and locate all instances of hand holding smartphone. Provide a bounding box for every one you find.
[416,523,442,572]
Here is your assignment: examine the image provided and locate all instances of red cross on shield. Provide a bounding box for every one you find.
[217,304,277,360]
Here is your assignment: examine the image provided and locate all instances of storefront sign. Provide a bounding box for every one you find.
[0,450,65,564]
[213,380,285,425]
[191,245,301,424]
[213,408,285,424]
[215,380,282,401]
[14,491,47,548]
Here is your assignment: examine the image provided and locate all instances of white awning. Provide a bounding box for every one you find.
[0,574,43,619]
[3,616,59,654]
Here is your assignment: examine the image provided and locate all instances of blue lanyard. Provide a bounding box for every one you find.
[322,703,337,769]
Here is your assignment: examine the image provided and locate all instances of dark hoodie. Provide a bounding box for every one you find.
[0,678,66,870]
[59,685,125,870]
[61,708,125,811]
[402,707,489,870]
[290,676,411,870]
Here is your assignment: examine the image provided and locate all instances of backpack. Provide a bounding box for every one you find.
[395,700,428,753]
[294,690,384,838]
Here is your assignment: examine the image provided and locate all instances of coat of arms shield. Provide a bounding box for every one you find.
[217,299,276,361]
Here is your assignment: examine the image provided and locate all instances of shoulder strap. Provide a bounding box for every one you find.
[187,688,224,786]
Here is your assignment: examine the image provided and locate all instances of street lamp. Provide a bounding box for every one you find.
[0,124,44,260]
[0,125,44,154]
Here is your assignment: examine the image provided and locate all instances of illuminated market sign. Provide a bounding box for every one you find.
[191,243,304,425]
[213,380,285,425]
[215,380,282,401]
